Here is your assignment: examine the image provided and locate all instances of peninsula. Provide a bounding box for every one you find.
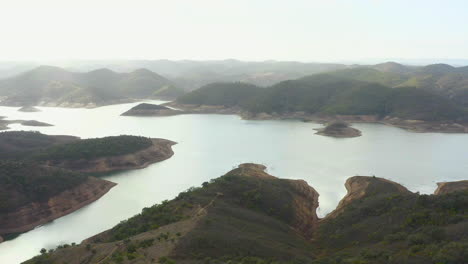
[0,131,176,242]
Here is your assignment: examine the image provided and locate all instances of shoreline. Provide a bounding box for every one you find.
[164,102,468,134]
[0,96,175,109]
[44,138,177,174]
[0,178,116,243]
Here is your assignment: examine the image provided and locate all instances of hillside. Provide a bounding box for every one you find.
[322,62,468,107]
[25,164,468,264]
[176,74,466,123]
[176,82,262,107]
[0,66,183,107]
[0,131,176,241]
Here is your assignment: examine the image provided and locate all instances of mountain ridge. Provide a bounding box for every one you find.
[0,66,183,107]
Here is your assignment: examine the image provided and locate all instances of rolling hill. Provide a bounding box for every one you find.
[0,66,183,107]
[177,74,467,122]
[176,82,262,107]
[323,62,468,107]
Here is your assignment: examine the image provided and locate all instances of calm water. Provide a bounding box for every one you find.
[1,101,467,263]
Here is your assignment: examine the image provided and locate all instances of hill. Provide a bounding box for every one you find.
[323,63,468,107]
[0,66,183,107]
[245,74,466,122]
[24,164,468,264]
[176,82,262,107]
[325,67,409,87]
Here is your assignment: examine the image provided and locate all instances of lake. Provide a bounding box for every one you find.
[1,101,467,263]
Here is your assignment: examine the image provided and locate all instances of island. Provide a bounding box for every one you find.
[0,131,176,242]
[25,163,467,264]
[121,103,184,116]
[18,106,41,112]
[315,121,362,138]
[20,120,53,127]
[0,117,54,130]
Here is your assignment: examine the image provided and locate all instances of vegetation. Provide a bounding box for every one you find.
[177,74,467,121]
[23,164,468,264]
[128,103,170,111]
[0,66,183,106]
[0,131,153,228]
[0,131,153,161]
[0,131,77,160]
[0,161,86,213]
[322,121,349,133]
[32,135,152,161]
[312,190,468,264]
[177,82,262,107]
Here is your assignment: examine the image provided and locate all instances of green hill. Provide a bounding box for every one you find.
[326,67,409,87]
[301,63,468,107]
[24,164,468,264]
[243,74,466,121]
[0,131,174,241]
[176,82,262,107]
[176,72,467,122]
[0,161,86,214]
[0,66,183,107]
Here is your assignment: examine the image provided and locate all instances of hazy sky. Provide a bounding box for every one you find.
[0,0,467,62]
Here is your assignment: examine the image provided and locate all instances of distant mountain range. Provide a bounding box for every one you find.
[327,62,468,106]
[1,61,468,109]
[0,66,183,107]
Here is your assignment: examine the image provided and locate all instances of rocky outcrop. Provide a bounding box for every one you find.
[324,176,411,219]
[382,117,468,133]
[44,139,176,173]
[434,180,468,195]
[121,103,183,116]
[287,179,320,239]
[236,163,319,239]
[0,177,116,238]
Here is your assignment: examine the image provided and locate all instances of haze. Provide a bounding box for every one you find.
[1,0,467,62]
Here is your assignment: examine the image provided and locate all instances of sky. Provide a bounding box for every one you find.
[0,0,467,62]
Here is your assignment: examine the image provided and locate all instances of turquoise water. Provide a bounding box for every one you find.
[0,101,467,263]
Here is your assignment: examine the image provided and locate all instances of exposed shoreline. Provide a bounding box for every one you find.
[0,96,176,109]
[43,138,176,174]
[0,177,116,242]
[164,102,468,134]
[0,118,54,131]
